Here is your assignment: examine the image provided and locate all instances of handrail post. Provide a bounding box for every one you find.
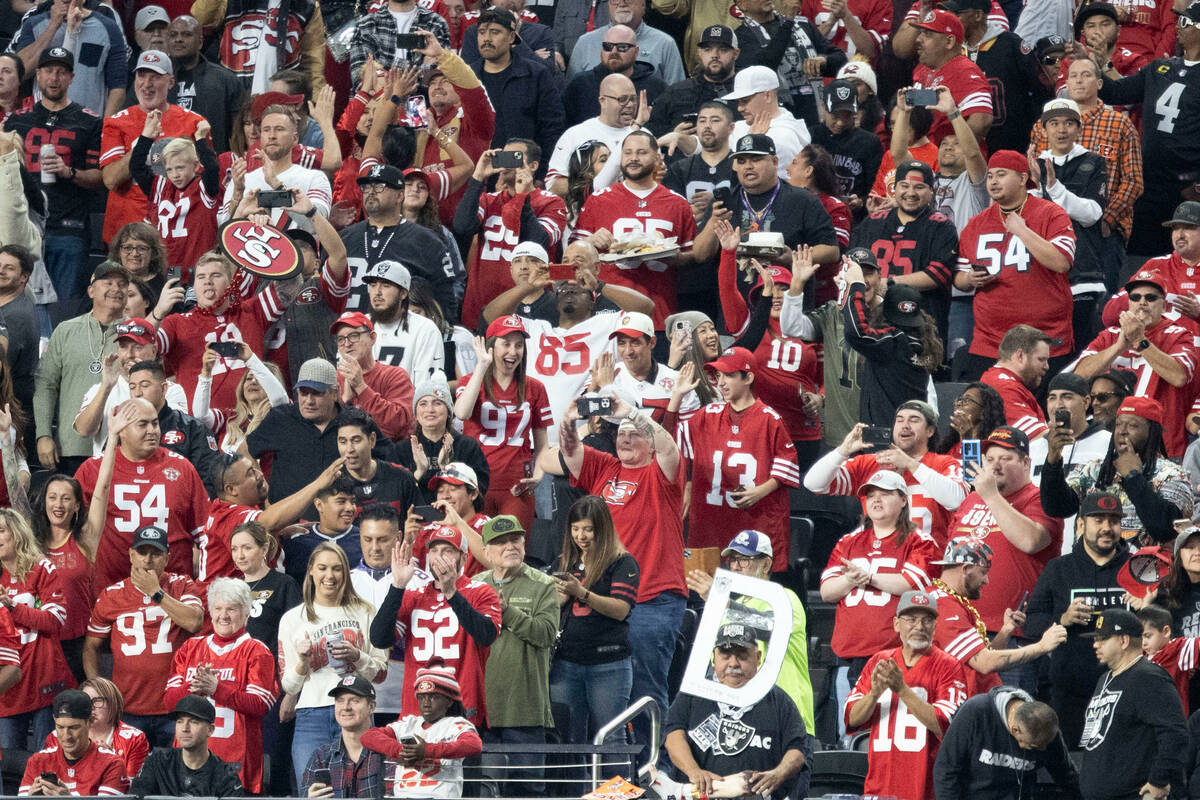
[590,696,662,790]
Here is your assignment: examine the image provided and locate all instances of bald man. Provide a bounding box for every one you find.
[564,23,666,126]
[547,72,644,194]
[167,14,244,151]
[74,396,211,592]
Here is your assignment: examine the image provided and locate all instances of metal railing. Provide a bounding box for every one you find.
[591,695,661,788]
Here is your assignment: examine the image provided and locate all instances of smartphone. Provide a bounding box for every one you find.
[970,262,988,273]
[552,571,571,579]
[40,773,58,784]
[681,112,699,124]
[962,438,981,474]
[312,768,332,786]
[711,186,733,209]
[675,319,694,339]
[862,426,893,446]
[401,735,420,745]
[395,32,426,49]
[209,340,242,358]
[1054,407,1071,428]
[906,88,939,107]
[491,150,526,169]
[577,395,614,418]
[166,265,182,283]
[412,504,445,522]
[548,263,575,281]
[1017,590,1030,612]
[257,188,294,208]
[405,95,429,127]
[523,460,533,478]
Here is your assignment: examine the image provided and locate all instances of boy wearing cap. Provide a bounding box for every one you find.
[20,689,127,797]
[845,591,968,800]
[1076,268,1197,456]
[1079,608,1187,800]
[362,260,445,382]
[331,311,414,440]
[129,694,243,797]
[1137,604,1200,713]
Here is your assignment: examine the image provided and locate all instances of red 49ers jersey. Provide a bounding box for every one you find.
[1,559,74,715]
[0,605,17,669]
[455,375,553,485]
[845,646,968,800]
[1150,637,1200,714]
[45,722,149,788]
[958,196,1077,359]
[572,182,697,328]
[198,499,263,583]
[912,55,994,144]
[20,741,126,797]
[151,173,218,281]
[460,189,568,325]
[928,586,1001,697]
[677,400,800,565]
[164,632,278,793]
[396,578,503,725]
[87,573,203,715]
[821,527,941,658]
[218,13,306,84]
[75,447,209,593]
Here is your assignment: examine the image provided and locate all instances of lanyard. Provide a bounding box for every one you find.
[740,183,781,231]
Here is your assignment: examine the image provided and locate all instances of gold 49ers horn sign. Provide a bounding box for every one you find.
[218,220,301,280]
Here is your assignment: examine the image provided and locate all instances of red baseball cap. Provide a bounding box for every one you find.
[402,167,430,187]
[486,314,528,339]
[425,523,467,553]
[1116,545,1172,599]
[251,91,305,123]
[1117,395,1163,426]
[987,149,1029,175]
[912,9,965,41]
[1125,268,1167,295]
[705,347,757,374]
[330,311,374,335]
[115,318,157,345]
[751,266,793,295]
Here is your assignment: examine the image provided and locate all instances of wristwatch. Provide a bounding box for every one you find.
[151,590,164,603]
[1136,338,1151,352]
[303,207,318,218]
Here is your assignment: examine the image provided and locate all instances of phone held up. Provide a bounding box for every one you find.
[961,438,981,476]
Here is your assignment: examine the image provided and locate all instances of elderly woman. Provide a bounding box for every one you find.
[163,577,278,795]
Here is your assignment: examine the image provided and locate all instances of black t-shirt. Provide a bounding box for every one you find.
[556,553,640,665]
[389,429,492,502]
[729,182,837,254]
[129,748,243,798]
[477,290,621,331]
[810,123,883,201]
[974,31,1046,154]
[664,685,810,800]
[282,524,364,587]
[348,459,421,518]
[244,569,302,659]
[4,101,102,235]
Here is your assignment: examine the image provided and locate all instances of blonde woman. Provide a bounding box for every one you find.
[0,509,73,751]
[43,678,150,784]
[278,542,386,787]
[192,344,289,452]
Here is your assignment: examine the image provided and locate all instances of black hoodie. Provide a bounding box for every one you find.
[563,61,668,126]
[933,687,1080,800]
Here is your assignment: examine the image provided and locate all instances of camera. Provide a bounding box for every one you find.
[491,150,526,169]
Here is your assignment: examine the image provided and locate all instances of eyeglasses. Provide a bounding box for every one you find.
[728,554,767,567]
[335,330,368,346]
[120,244,151,254]
[90,698,107,707]
[601,42,636,52]
[600,94,638,105]
[1091,392,1122,404]
[953,395,981,408]
[1041,53,1065,64]
[1128,292,1162,302]
[1179,15,1198,27]
[361,183,393,194]
[898,614,937,628]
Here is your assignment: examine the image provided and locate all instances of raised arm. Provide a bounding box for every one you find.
[453,338,491,420]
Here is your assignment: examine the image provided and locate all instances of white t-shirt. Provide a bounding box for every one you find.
[547,118,638,183]
[76,380,190,456]
[220,164,333,231]
[372,312,446,381]
[610,360,699,420]
[522,313,621,445]
[730,108,811,180]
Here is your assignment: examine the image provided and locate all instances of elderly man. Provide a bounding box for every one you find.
[547,73,642,194]
[665,623,810,799]
[331,311,413,441]
[565,24,666,125]
[19,690,126,796]
[474,515,558,792]
[130,694,243,797]
[933,687,1080,800]
[845,591,968,800]
[544,393,686,744]
[167,16,243,153]
[685,530,814,735]
[568,0,686,82]
[1079,608,1188,800]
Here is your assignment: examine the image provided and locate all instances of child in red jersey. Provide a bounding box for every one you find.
[1138,603,1200,713]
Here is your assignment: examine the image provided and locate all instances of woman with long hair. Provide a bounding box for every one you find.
[788,144,851,307]
[1156,527,1200,637]
[401,170,466,285]
[550,495,639,743]
[940,382,1006,457]
[0,509,74,751]
[564,141,610,231]
[192,343,289,452]
[665,310,722,406]
[819,470,940,708]
[0,359,29,512]
[43,678,150,785]
[408,281,476,380]
[454,317,552,528]
[278,542,385,788]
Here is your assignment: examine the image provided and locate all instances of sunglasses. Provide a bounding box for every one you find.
[1180,15,1199,27]
[1041,53,1065,64]
[1091,392,1122,404]
[1128,292,1162,302]
[116,323,148,336]
[601,42,636,52]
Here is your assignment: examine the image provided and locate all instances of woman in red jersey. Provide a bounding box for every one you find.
[43,677,150,788]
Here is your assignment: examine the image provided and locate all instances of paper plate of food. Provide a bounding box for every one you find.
[599,234,680,263]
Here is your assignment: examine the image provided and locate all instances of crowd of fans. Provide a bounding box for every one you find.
[3,0,1200,794]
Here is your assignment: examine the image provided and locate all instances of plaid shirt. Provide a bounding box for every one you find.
[1029,103,1144,241]
[349,7,451,85]
[302,735,387,799]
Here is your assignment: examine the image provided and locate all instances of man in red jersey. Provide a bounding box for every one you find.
[20,690,126,797]
[369,525,502,725]
[906,10,993,143]
[805,400,968,545]
[981,324,1053,439]
[200,454,346,583]
[99,50,207,243]
[83,525,205,747]
[1076,269,1197,456]
[950,426,1063,679]
[929,536,1067,696]
[155,250,302,415]
[1101,201,1200,325]
[846,591,968,800]
[677,346,800,564]
[572,129,697,328]
[955,149,1077,381]
[164,578,277,792]
[548,391,686,746]
[75,397,209,592]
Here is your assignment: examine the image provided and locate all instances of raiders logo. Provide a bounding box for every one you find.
[836,85,850,101]
[161,430,184,445]
[163,468,181,481]
[219,220,301,280]
[738,135,753,151]
[1080,686,1121,750]
[601,479,639,505]
[297,287,320,304]
[714,718,754,756]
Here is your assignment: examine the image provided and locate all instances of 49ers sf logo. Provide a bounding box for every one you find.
[601,479,639,505]
[218,220,301,280]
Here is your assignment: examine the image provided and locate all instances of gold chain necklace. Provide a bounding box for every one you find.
[933,578,990,646]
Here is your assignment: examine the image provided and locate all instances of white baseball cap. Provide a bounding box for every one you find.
[135,5,170,29]
[135,50,172,75]
[723,65,779,101]
[609,311,654,340]
[363,260,411,290]
[510,241,549,263]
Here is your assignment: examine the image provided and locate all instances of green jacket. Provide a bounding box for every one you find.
[34,313,119,459]
[741,588,814,736]
[475,564,559,728]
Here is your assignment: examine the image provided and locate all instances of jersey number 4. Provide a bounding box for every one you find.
[1156,82,1186,134]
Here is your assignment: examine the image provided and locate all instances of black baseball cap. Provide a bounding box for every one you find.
[328,675,377,699]
[1080,491,1122,517]
[893,159,935,187]
[1075,2,1119,37]
[699,24,737,48]
[731,133,775,157]
[52,689,93,720]
[715,622,757,650]
[845,246,879,270]
[825,79,858,113]
[1163,201,1200,228]
[1047,371,1090,395]
[169,694,217,723]
[1082,607,1141,638]
[92,260,132,283]
[983,425,1030,455]
[882,284,924,327]
[1035,34,1068,60]
[131,525,169,553]
[478,7,518,31]
[1175,0,1200,23]
[357,163,405,189]
[39,47,74,71]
